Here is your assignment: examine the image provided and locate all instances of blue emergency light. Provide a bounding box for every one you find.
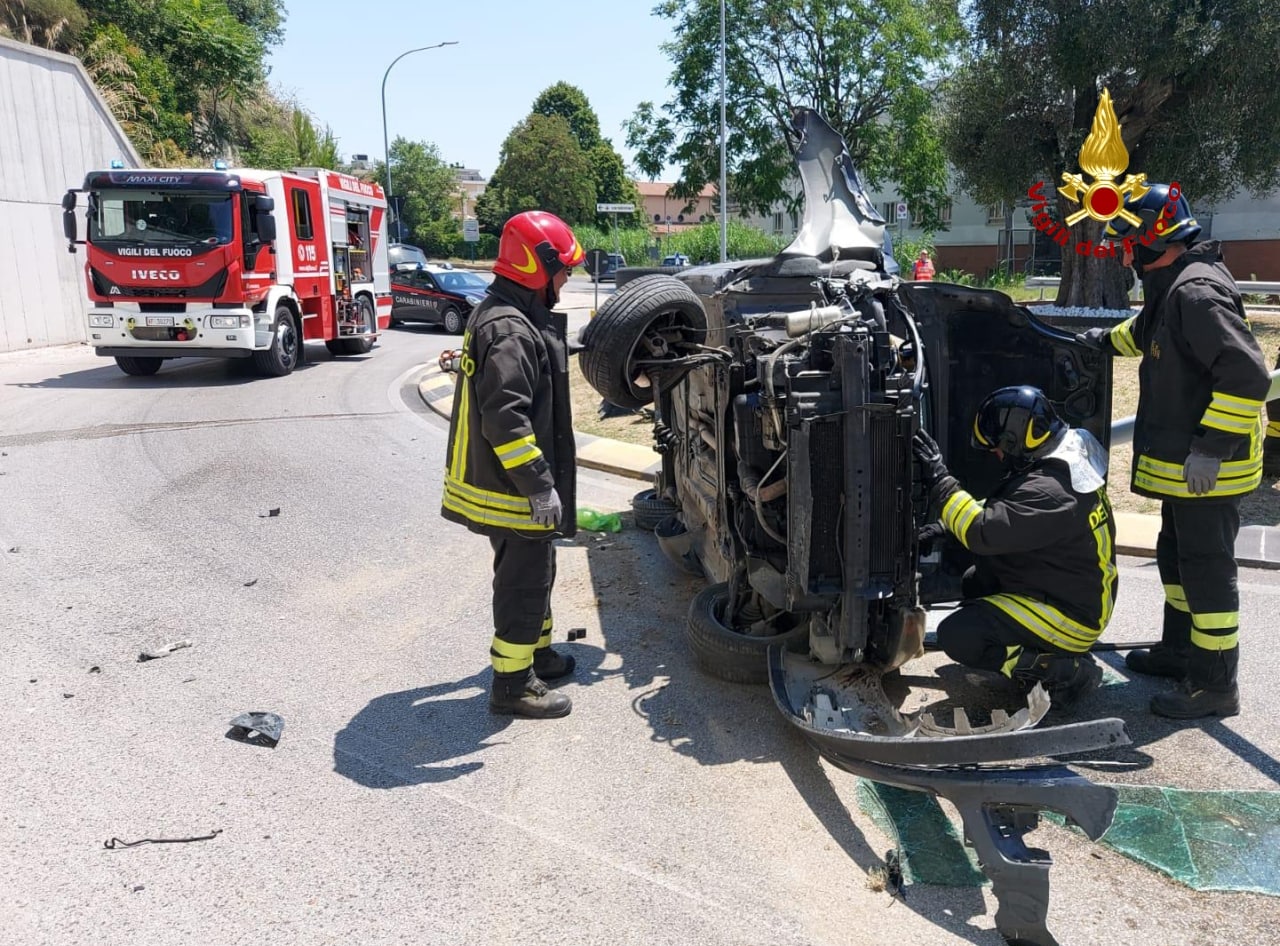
[109,159,124,169]
[214,159,228,170]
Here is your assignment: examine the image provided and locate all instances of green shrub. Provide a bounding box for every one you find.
[935,268,976,286]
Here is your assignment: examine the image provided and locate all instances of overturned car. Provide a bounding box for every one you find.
[578,110,1128,946]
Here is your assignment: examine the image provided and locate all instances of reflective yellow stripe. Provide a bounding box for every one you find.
[541,613,553,631]
[985,594,1100,653]
[445,475,530,511]
[941,490,983,549]
[1190,629,1239,651]
[1000,645,1022,679]
[1200,409,1257,435]
[443,493,554,532]
[1210,391,1264,411]
[1267,421,1280,438]
[1163,584,1190,612]
[494,434,543,470]
[1134,471,1261,498]
[1111,318,1142,357]
[1191,611,1238,630]
[491,636,536,673]
[1092,491,1118,632]
[1134,446,1263,498]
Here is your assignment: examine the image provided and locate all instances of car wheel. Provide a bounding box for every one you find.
[253,305,300,377]
[631,488,678,531]
[441,305,464,335]
[114,356,162,376]
[685,582,809,685]
[326,297,376,356]
[579,274,707,410]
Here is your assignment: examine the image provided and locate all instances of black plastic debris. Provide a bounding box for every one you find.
[242,579,258,587]
[138,640,192,662]
[105,828,221,849]
[258,508,281,518]
[227,711,284,748]
[567,628,586,641]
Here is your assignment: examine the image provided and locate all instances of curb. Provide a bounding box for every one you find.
[416,366,1279,569]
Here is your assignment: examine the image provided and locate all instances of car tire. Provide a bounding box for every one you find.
[326,297,376,356]
[685,582,809,685]
[632,488,678,531]
[579,274,707,410]
[114,356,162,376]
[253,305,300,377]
[441,305,464,335]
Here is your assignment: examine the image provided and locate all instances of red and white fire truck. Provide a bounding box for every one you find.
[62,166,392,377]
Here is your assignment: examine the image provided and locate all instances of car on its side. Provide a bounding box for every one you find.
[389,263,488,334]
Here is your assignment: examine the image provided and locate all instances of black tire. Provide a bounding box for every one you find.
[685,582,809,685]
[253,304,300,377]
[114,356,162,376]
[326,297,376,356]
[441,305,464,335]
[632,488,678,531]
[579,274,707,410]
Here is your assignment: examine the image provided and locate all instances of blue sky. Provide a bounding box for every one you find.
[267,1,681,179]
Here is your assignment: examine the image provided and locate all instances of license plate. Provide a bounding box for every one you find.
[146,316,174,327]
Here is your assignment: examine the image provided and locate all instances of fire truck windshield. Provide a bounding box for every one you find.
[88,190,235,247]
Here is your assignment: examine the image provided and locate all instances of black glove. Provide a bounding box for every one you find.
[1074,327,1111,353]
[913,429,950,487]
[917,521,947,553]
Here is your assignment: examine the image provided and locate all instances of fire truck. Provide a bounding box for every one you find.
[62,166,392,377]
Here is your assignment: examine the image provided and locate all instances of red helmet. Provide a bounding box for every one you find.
[493,211,585,289]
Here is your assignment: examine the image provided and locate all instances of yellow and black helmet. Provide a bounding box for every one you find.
[972,386,1065,465]
[1104,182,1201,253]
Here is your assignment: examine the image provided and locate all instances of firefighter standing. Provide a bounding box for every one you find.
[913,249,936,281]
[1078,183,1270,719]
[915,387,1117,711]
[440,211,585,719]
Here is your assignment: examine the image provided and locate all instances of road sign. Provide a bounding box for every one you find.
[895,201,909,221]
[462,218,479,243]
[584,248,609,277]
[596,203,635,214]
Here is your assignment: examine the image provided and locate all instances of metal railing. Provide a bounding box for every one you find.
[1025,276,1280,301]
[1110,370,1280,445]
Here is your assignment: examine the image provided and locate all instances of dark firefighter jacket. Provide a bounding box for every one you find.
[1102,241,1270,500]
[937,459,1118,653]
[440,276,577,538]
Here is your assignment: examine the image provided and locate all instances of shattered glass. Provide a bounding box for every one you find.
[856,778,1280,896]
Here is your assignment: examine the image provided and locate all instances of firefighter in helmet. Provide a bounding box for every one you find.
[440,210,585,718]
[914,386,1117,711]
[1077,183,1269,718]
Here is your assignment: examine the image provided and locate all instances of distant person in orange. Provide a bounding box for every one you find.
[913,249,935,281]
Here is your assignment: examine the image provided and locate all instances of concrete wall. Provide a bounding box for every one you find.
[0,36,142,353]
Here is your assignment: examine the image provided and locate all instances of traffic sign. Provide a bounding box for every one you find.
[596,203,635,213]
[462,218,479,243]
[895,201,909,220]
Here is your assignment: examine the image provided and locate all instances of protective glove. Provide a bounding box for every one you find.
[1074,327,1112,353]
[1183,452,1221,496]
[528,488,563,527]
[912,429,950,488]
[917,521,947,553]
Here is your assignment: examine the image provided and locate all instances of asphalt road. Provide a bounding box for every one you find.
[2,277,1278,946]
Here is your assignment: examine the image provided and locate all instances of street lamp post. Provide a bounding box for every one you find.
[381,42,458,241]
[718,0,727,263]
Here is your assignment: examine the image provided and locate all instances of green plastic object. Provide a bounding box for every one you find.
[576,508,622,533]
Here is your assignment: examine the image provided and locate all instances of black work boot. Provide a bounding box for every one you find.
[1125,645,1191,679]
[489,670,572,719]
[532,645,576,681]
[1151,648,1240,719]
[1013,650,1103,712]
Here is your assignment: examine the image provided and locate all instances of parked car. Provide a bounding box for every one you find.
[591,252,626,283]
[576,109,1122,946]
[388,243,429,270]
[389,264,488,334]
[662,253,690,267]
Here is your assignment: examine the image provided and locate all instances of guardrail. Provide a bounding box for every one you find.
[1024,276,1280,300]
[1110,370,1280,445]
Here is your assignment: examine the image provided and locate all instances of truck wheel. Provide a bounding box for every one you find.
[114,356,162,376]
[632,488,678,531]
[579,274,707,410]
[253,305,300,377]
[685,582,809,685]
[441,305,464,335]
[326,297,376,356]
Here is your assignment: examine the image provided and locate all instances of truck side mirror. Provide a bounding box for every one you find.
[62,191,77,211]
[62,191,78,252]
[255,212,277,244]
[254,195,275,213]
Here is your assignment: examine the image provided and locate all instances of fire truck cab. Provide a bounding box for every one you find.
[62,166,392,377]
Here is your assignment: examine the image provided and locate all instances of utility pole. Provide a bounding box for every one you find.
[718,0,728,263]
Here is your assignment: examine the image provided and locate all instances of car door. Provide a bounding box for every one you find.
[904,283,1114,603]
[396,270,438,322]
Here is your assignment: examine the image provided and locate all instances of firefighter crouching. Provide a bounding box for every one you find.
[914,387,1117,711]
[440,211,585,719]
[1078,183,1270,719]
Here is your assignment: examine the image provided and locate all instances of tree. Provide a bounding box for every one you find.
[476,114,596,233]
[0,0,87,48]
[532,81,601,151]
[376,137,461,254]
[626,0,962,228]
[943,0,1280,307]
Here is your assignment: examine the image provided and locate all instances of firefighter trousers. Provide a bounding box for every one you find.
[1155,499,1241,689]
[488,535,557,679]
[1266,347,1280,454]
